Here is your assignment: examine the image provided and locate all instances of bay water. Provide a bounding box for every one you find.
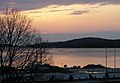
[50,48,120,68]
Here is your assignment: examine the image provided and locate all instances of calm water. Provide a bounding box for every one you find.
[50,48,120,68]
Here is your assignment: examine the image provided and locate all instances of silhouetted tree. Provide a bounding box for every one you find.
[0,8,53,83]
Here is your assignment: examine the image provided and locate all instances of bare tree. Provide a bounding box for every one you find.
[33,36,53,65]
[0,8,53,82]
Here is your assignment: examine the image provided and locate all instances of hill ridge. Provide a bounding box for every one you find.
[49,37,120,48]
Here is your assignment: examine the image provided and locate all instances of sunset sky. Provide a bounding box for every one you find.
[0,0,120,41]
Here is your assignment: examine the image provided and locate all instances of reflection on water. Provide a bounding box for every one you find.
[50,48,120,68]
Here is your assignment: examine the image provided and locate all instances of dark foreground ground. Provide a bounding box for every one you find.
[2,78,120,83]
[38,78,120,83]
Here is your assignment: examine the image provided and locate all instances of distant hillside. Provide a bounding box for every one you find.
[49,37,120,48]
[82,64,106,69]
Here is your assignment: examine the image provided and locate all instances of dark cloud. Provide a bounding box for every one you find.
[70,10,89,15]
[49,9,74,12]
[99,2,108,6]
[0,0,120,11]
[29,11,42,14]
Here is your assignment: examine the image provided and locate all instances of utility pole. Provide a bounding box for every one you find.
[114,44,117,74]
[105,47,109,79]
[114,44,116,69]
[105,48,108,70]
